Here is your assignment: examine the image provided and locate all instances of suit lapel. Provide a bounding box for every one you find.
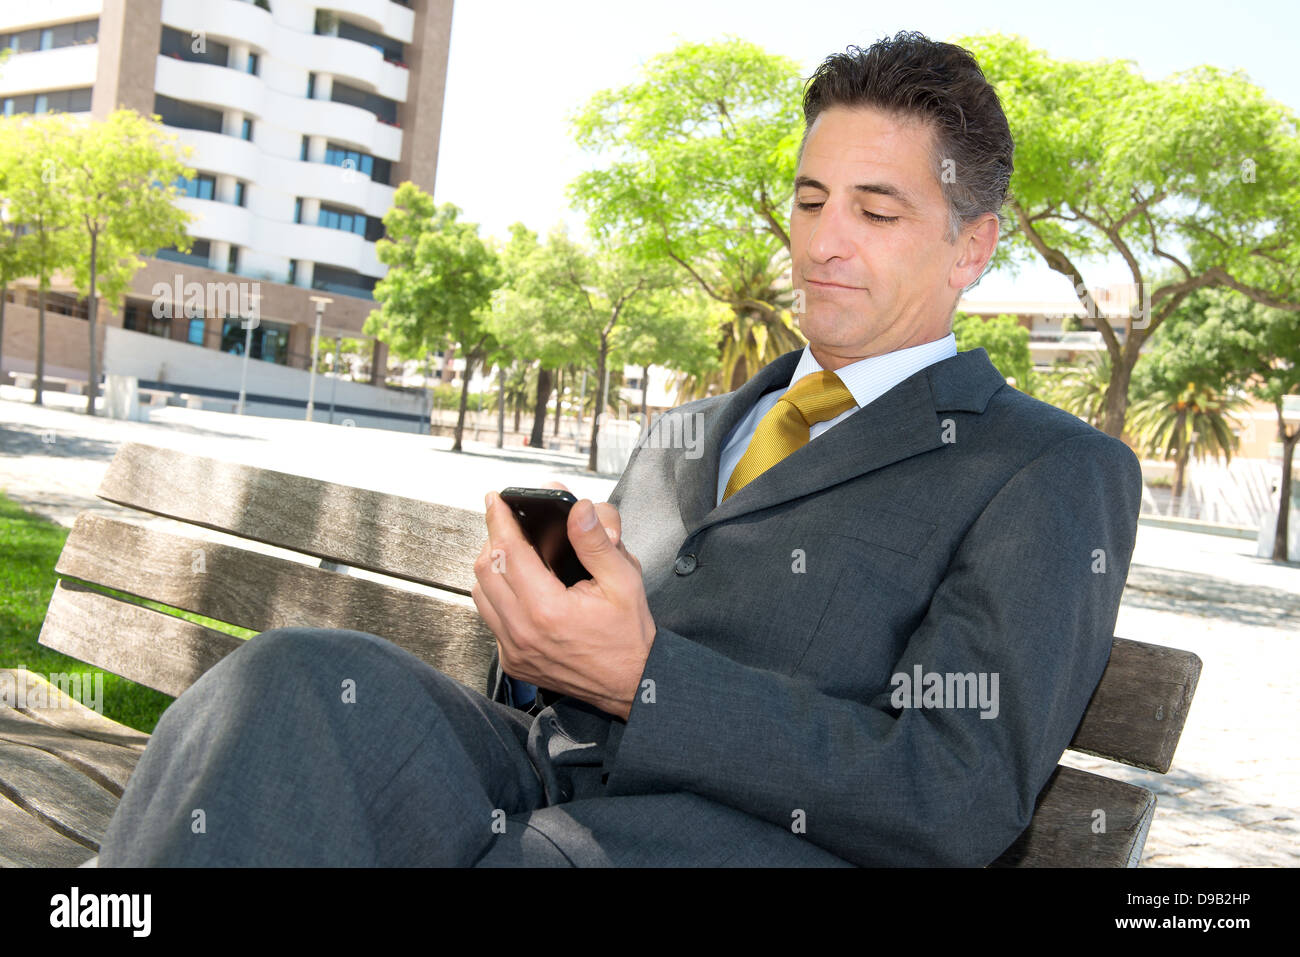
[674,346,1007,536]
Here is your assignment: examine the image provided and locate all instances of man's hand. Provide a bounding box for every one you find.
[471,481,655,721]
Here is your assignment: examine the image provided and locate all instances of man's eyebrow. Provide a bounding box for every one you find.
[794,175,919,212]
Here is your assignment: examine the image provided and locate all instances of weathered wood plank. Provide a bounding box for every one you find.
[1069,638,1202,773]
[0,793,99,867]
[39,581,246,698]
[0,739,118,851]
[54,513,497,691]
[0,669,149,752]
[992,765,1156,868]
[0,705,143,796]
[96,442,485,594]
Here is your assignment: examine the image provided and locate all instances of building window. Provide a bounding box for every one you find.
[312,263,378,301]
[227,246,239,273]
[306,72,316,98]
[160,26,230,68]
[233,181,246,207]
[288,259,298,285]
[221,318,290,364]
[123,299,172,338]
[3,88,92,116]
[0,20,98,53]
[246,52,259,74]
[153,94,223,134]
[300,135,309,161]
[294,198,303,224]
[330,80,397,125]
[240,117,253,141]
[174,173,216,200]
[323,142,391,185]
[316,202,377,238]
[155,238,211,268]
[188,317,206,345]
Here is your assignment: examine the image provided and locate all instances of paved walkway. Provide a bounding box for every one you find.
[1,387,1296,867]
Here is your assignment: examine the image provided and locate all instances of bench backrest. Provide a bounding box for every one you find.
[39,442,1201,867]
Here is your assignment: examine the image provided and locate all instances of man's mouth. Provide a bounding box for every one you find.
[806,278,865,291]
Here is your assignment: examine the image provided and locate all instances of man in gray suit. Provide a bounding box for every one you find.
[98,32,1140,867]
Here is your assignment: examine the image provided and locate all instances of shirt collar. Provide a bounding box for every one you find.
[786,333,958,409]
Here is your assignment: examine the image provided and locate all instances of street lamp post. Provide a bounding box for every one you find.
[306,296,332,421]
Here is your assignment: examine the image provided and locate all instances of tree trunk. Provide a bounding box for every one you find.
[0,283,7,380]
[587,339,609,472]
[1273,425,1298,563]
[640,363,650,432]
[513,398,522,435]
[85,233,99,415]
[35,286,46,406]
[453,353,475,453]
[496,365,505,449]
[1171,408,1190,503]
[553,366,563,437]
[1100,348,1136,438]
[530,365,553,448]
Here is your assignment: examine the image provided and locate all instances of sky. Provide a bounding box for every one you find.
[432,0,1300,303]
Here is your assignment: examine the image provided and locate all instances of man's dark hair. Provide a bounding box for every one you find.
[800,31,1014,243]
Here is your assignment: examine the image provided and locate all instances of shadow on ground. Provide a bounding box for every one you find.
[1123,563,1300,627]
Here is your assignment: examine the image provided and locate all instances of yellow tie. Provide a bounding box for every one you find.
[723,370,857,501]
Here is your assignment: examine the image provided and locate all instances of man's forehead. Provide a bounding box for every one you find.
[797,107,939,192]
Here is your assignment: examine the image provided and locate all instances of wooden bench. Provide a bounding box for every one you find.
[1,441,1202,867]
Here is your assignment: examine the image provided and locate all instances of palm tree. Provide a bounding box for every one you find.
[1127,380,1249,501]
[1038,352,1111,429]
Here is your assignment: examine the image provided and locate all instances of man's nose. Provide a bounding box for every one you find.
[806,200,856,262]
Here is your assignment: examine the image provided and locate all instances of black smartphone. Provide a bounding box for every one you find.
[499,487,594,587]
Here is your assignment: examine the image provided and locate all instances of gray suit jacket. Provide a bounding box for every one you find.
[487,346,1141,866]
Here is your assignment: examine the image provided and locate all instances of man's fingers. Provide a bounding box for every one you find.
[568,499,638,590]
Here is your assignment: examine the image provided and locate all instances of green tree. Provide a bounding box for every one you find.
[484,223,595,447]
[952,312,1034,391]
[1037,352,1112,430]
[1203,292,1300,561]
[2,115,80,405]
[63,109,193,414]
[613,283,721,423]
[960,34,1300,438]
[367,184,502,452]
[0,118,36,381]
[568,37,807,393]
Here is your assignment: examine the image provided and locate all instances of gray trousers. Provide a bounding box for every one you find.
[98,628,850,867]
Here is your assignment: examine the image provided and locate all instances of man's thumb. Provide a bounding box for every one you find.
[571,499,620,572]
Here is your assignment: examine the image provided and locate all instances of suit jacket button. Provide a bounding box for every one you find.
[674,553,697,575]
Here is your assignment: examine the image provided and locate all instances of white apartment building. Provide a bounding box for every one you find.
[0,0,454,419]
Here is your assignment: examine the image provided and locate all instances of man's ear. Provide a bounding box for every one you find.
[949,213,1000,291]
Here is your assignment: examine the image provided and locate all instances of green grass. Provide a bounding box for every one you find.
[0,491,254,735]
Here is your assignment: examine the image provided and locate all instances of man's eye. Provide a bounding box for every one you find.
[794,201,898,223]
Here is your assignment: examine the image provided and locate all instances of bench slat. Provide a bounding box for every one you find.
[54,514,498,693]
[39,580,246,698]
[0,739,117,851]
[0,706,144,797]
[991,765,1156,867]
[96,442,484,594]
[1069,639,1202,773]
[0,669,149,752]
[0,793,98,867]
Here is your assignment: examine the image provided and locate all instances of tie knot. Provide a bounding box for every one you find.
[780,370,857,426]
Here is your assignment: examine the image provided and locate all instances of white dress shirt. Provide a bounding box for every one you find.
[716,334,958,506]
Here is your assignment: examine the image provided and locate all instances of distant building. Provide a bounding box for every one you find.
[1,0,454,412]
